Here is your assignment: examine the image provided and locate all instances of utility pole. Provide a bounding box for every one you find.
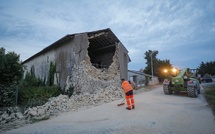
[150,51,155,84]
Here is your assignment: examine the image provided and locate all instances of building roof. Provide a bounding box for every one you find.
[22,28,130,64]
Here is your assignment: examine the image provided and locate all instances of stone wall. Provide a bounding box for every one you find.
[72,43,121,94]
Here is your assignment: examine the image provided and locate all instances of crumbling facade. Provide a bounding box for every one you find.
[22,28,130,94]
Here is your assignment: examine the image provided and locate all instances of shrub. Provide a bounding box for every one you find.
[203,84,215,115]
[18,86,62,108]
[16,61,63,109]
[20,71,45,87]
[0,84,17,107]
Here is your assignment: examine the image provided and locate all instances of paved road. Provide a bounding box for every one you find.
[4,85,215,134]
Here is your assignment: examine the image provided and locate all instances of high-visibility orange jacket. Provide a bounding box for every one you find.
[121,80,133,93]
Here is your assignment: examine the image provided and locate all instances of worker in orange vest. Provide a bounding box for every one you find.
[121,79,135,110]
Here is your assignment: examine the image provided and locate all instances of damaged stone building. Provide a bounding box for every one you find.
[22,28,130,94]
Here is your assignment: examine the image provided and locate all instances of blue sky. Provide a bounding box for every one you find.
[0,0,215,70]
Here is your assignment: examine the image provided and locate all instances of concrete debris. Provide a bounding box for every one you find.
[23,84,123,119]
[0,107,30,132]
[0,84,124,132]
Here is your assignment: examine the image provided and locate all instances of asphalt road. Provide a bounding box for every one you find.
[4,85,215,134]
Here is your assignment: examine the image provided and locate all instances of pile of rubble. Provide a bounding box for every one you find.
[0,84,124,132]
[0,107,30,131]
[24,85,123,120]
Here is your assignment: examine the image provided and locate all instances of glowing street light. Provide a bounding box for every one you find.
[172,68,177,76]
[172,68,177,73]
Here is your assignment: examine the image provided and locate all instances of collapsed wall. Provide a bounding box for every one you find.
[17,43,124,121]
[77,43,121,94]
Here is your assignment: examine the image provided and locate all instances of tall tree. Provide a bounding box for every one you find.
[143,50,158,75]
[0,47,23,85]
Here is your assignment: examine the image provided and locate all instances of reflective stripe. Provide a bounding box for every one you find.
[126,95,131,109]
[125,93,135,109]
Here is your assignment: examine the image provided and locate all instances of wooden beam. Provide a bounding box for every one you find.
[91,44,115,52]
[88,32,107,39]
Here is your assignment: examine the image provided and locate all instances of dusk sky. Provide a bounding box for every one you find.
[1,0,215,71]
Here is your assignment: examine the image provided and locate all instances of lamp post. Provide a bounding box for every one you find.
[150,51,155,84]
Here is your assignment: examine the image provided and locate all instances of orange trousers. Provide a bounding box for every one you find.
[125,90,135,109]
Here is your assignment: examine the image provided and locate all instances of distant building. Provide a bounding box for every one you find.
[128,70,159,86]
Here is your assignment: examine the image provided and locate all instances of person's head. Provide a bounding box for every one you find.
[121,79,125,84]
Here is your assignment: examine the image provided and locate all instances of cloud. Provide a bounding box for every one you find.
[1,37,46,61]
[0,0,215,70]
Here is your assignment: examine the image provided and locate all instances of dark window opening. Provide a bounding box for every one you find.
[88,41,116,69]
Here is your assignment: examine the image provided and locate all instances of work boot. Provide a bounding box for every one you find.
[132,106,135,109]
[126,107,131,110]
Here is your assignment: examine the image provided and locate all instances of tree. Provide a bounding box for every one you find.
[197,61,215,76]
[155,59,172,81]
[143,50,172,82]
[0,47,23,85]
[143,50,159,75]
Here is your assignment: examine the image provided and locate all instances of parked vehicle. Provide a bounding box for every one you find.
[201,76,213,83]
[163,68,200,98]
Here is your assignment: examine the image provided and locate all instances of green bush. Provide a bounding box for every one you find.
[0,47,23,86]
[203,85,215,115]
[0,84,17,107]
[0,50,62,108]
[0,47,23,107]
[20,71,45,87]
[17,62,62,109]
[18,86,62,108]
